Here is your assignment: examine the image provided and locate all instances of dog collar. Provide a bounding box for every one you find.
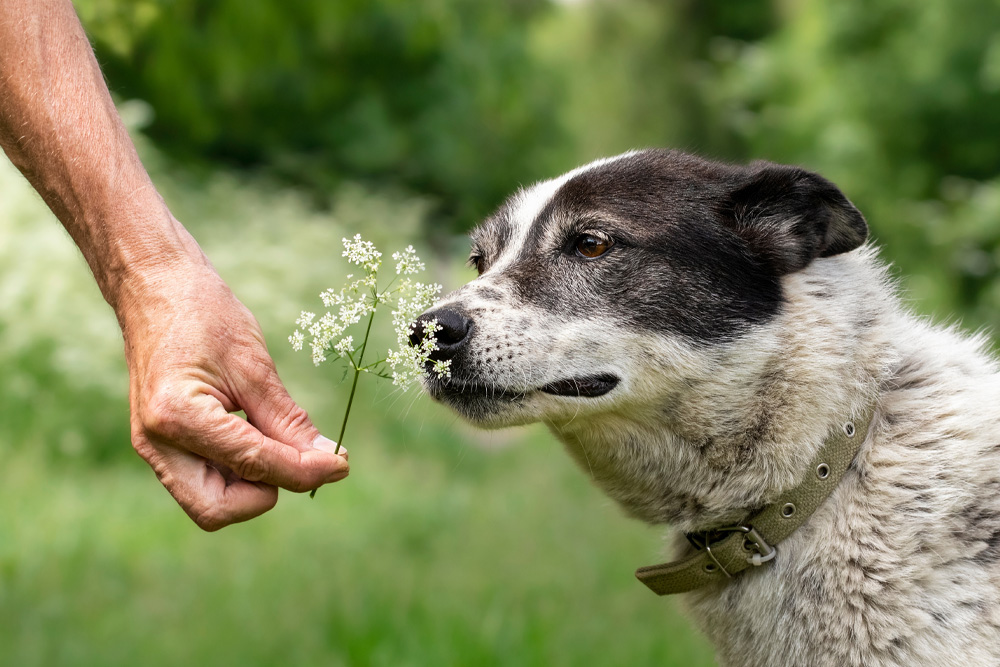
[635,404,876,596]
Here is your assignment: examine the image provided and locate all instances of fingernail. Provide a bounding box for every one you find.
[326,469,350,483]
[312,435,346,457]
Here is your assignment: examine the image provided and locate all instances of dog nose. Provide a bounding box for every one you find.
[410,308,471,361]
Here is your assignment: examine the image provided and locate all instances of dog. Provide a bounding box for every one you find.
[414,149,1000,666]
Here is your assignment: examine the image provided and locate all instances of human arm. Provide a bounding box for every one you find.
[0,0,348,529]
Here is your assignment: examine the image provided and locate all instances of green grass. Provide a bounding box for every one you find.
[0,428,715,666]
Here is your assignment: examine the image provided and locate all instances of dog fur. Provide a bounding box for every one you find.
[417,149,1000,666]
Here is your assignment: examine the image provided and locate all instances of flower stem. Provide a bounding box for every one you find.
[311,309,377,498]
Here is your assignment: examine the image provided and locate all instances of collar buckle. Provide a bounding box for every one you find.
[742,527,777,566]
[688,524,777,570]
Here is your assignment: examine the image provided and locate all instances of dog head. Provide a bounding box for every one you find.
[416,149,867,434]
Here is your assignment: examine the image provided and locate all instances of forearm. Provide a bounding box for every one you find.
[0,0,205,315]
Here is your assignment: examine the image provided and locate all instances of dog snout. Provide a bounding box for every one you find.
[410,307,472,361]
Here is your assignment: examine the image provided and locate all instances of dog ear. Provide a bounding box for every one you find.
[723,161,868,275]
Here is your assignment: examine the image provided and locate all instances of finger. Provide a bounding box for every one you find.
[153,444,279,531]
[141,387,349,493]
[191,413,349,493]
[239,365,336,455]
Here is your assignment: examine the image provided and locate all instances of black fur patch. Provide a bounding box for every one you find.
[726,161,868,275]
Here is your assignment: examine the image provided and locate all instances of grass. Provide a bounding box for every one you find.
[0,428,715,666]
[0,138,715,666]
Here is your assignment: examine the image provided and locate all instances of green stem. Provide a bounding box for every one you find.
[338,309,377,452]
[311,309,377,498]
[358,357,387,371]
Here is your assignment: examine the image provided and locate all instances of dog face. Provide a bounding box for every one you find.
[418,149,868,434]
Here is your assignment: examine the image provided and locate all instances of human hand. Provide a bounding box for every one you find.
[119,253,349,530]
[0,0,348,528]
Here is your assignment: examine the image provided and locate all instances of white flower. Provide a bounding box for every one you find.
[293,233,445,388]
[311,341,327,366]
[392,245,425,276]
[338,299,372,328]
[432,359,452,379]
[333,336,355,355]
[386,315,450,386]
[319,289,344,308]
[309,312,345,351]
[342,234,382,273]
[296,311,316,329]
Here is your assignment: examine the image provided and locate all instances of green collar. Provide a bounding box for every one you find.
[635,404,876,596]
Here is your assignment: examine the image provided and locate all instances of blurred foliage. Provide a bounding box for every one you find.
[536,0,1000,333]
[0,153,129,462]
[75,0,1000,332]
[706,0,1000,329]
[6,1,1000,664]
[75,0,566,233]
[75,0,1000,333]
[531,0,776,161]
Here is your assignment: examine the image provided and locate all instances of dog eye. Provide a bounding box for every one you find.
[574,233,613,259]
[467,253,485,275]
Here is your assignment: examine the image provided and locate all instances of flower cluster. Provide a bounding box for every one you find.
[290,235,450,386]
[342,233,382,273]
[387,281,452,386]
[392,245,425,276]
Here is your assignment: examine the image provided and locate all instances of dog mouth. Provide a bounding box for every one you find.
[428,373,619,401]
[538,373,620,398]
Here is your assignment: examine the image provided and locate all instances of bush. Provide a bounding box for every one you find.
[76,0,567,233]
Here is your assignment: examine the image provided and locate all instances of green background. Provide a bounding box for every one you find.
[4,0,1000,664]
